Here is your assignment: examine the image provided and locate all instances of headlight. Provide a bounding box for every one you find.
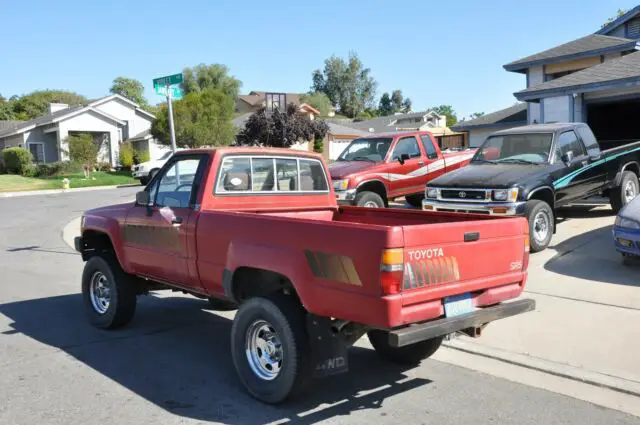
[426,187,438,198]
[615,216,640,229]
[333,179,349,191]
[492,188,519,202]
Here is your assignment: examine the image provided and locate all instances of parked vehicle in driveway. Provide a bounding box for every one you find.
[613,194,640,265]
[75,146,534,404]
[329,131,475,208]
[423,123,640,252]
[131,149,182,185]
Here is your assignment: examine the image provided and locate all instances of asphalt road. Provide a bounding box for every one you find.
[0,188,638,425]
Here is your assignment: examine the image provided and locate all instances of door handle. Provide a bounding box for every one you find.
[418,161,425,165]
[171,216,183,225]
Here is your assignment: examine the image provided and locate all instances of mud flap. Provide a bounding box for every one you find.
[306,315,349,378]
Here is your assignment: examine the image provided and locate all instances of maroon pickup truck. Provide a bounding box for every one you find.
[75,146,534,404]
[329,130,475,208]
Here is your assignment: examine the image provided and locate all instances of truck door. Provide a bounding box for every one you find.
[124,154,207,288]
[419,134,445,181]
[387,135,426,197]
[552,130,597,204]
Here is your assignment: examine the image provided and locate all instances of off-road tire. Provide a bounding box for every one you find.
[610,171,639,214]
[405,194,425,208]
[230,293,312,404]
[524,200,554,253]
[81,255,137,330]
[207,297,238,311]
[355,191,385,208]
[368,330,443,365]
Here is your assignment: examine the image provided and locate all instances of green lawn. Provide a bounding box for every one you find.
[0,171,137,192]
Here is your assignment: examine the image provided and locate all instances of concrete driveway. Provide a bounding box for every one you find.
[0,190,639,424]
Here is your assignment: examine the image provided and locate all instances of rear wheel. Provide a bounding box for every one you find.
[524,200,554,253]
[368,330,443,365]
[81,256,137,329]
[230,293,311,404]
[405,194,425,208]
[355,191,385,208]
[610,171,639,214]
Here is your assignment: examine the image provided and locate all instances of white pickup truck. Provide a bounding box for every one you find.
[131,149,182,185]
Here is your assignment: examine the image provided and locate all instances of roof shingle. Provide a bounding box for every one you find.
[451,103,527,130]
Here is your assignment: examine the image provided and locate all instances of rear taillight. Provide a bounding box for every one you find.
[522,235,530,271]
[381,248,404,295]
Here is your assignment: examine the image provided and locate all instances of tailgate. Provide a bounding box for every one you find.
[400,215,528,304]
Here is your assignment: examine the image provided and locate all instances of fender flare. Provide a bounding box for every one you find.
[81,215,132,273]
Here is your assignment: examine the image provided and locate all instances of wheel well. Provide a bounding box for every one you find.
[357,181,388,206]
[230,267,297,304]
[528,188,554,210]
[81,230,115,260]
[622,162,640,177]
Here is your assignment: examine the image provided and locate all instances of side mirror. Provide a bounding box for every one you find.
[589,153,601,162]
[135,191,151,206]
[398,153,410,165]
[561,151,574,165]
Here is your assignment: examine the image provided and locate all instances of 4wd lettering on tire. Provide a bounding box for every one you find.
[315,356,346,371]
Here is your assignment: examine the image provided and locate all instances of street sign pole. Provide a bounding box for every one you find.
[167,83,177,153]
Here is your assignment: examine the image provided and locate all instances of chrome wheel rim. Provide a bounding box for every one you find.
[89,271,111,314]
[624,180,637,203]
[533,211,550,244]
[245,320,283,381]
[363,201,379,208]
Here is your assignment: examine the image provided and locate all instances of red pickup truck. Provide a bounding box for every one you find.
[75,146,534,404]
[329,130,475,208]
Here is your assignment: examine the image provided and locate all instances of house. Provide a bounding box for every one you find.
[452,103,528,147]
[0,94,167,166]
[457,5,640,148]
[336,110,468,149]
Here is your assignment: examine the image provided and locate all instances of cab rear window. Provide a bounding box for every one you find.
[215,155,329,194]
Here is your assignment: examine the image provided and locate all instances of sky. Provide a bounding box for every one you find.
[1,0,638,119]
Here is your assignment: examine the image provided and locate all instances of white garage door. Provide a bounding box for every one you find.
[330,140,352,160]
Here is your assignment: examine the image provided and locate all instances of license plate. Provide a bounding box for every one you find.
[443,292,475,318]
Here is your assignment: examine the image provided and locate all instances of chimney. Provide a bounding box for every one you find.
[49,103,69,114]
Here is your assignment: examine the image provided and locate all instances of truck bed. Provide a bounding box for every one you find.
[195,205,529,328]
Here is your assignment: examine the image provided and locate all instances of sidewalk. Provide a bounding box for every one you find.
[0,183,140,198]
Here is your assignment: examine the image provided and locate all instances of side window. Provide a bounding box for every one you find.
[391,137,421,161]
[576,126,600,156]
[217,157,252,192]
[251,158,274,192]
[276,158,298,191]
[154,158,202,208]
[299,159,328,191]
[554,131,586,163]
[420,135,439,160]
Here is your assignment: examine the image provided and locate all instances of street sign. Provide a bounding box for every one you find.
[154,85,184,100]
[153,73,183,87]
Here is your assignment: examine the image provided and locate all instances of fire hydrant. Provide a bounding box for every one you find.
[62,178,70,190]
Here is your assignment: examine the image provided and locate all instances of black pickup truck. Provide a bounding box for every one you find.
[422,123,640,252]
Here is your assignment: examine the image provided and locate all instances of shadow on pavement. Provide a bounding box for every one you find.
[6,245,78,256]
[544,223,640,287]
[0,294,432,424]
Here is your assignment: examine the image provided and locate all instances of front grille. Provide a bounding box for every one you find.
[441,189,486,201]
[438,207,490,214]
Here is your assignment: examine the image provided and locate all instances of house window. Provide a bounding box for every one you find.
[265,93,287,112]
[28,142,45,163]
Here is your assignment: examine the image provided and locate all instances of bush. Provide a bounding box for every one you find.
[0,160,6,175]
[3,147,34,176]
[313,136,324,153]
[34,161,84,177]
[67,133,98,170]
[97,162,112,172]
[119,142,134,168]
[22,165,36,177]
[135,149,150,163]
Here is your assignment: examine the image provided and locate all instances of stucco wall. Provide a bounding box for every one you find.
[542,96,571,123]
[23,128,58,162]
[2,133,24,149]
[584,85,640,101]
[528,65,544,87]
[607,26,626,38]
[573,94,583,122]
[149,139,170,160]
[468,128,496,147]
[93,97,153,140]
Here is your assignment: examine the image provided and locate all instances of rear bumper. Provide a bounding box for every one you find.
[422,199,526,215]
[387,298,535,347]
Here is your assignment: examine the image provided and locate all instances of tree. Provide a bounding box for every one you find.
[428,104,458,127]
[311,52,378,118]
[151,88,236,148]
[5,90,87,120]
[468,112,485,120]
[300,92,333,116]
[182,63,242,99]
[402,98,412,113]
[603,8,627,27]
[67,133,99,177]
[378,92,393,116]
[391,90,404,112]
[109,77,148,107]
[236,103,329,147]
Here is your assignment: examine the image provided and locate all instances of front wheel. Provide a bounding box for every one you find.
[81,256,137,329]
[405,194,425,208]
[230,294,311,404]
[355,191,385,208]
[610,171,639,214]
[368,330,443,365]
[525,200,554,253]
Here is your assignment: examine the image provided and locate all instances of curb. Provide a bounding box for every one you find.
[443,338,640,398]
[0,183,140,198]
